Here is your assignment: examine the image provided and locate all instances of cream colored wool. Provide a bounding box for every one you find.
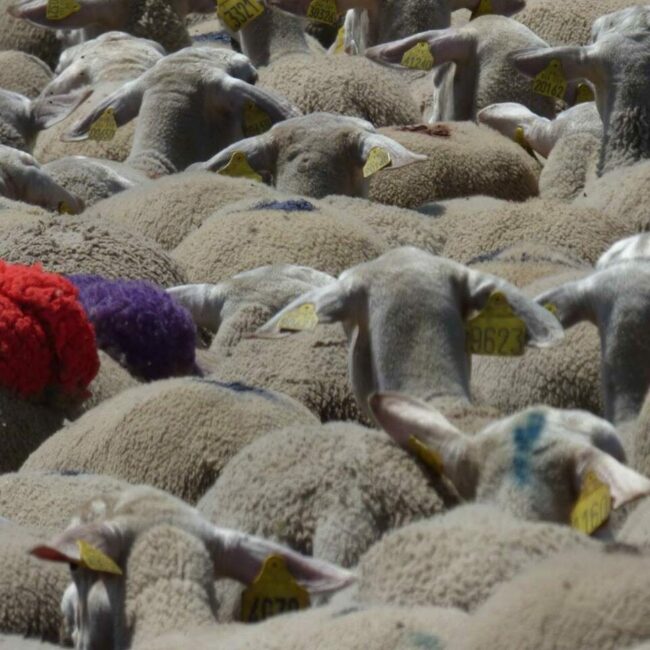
[618,497,650,549]
[0,635,59,648]
[0,51,52,98]
[86,172,279,250]
[0,217,187,287]
[356,504,598,612]
[22,378,318,504]
[368,123,540,208]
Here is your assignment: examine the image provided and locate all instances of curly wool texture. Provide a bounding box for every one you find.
[86,172,278,251]
[172,202,389,283]
[22,378,318,504]
[258,54,420,128]
[441,198,628,265]
[0,521,70,642]
[68,275,196,381]
[368,124,540,209]
[0,261,99,398]
[0,4,60,68]
[356,504,598,613]
[450,546,650,650]
[126,0,192,52]
[198,422,447,569]
[515,0,637,45]
[0,51,52,99]
[0,217,187,287]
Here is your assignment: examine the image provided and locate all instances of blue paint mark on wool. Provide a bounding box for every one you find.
[192,31,231,44]
[195,377,277,401]
[512,411,546,485]
[254,199,315,212]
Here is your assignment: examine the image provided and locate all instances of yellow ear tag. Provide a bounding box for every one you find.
[470,0,492,19]
[306,0,338,25]
[217,151,263,183]
[77,540,122,575]
[277,303,319,332]
[57,201,74,215]
[88,108,117,142]
[241,555,310,623]
[532,59,567,101]
[514,127,535,156]
[46,0,81,20]
[570,470,612,535]
[216,0,265,31]
[465,291,526,356]
[400,42,434,71]
[363,147,391,178]
[544,302,558,317]
[575,83,595,104]
[334,26,346,54]
[407,435,444,474]
[243,101,272,138]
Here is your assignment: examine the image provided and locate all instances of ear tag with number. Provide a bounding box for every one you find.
[216,0,265,31]
[570,470,612,535]
[334,26,346,54]
[470,0,493,19]
[241,555,310,623]
[400,42,434,71]
[217,151,263,183]
[46,0,81,20]
[307,0,338,25]
[277,303,319,332]
[58,201,74,215]
[363,147,391,178]
[243,101,272,137]
[88,108,117,142]
[514,126,535,156]
[532,59,567,100]
[408,436,444,474]
[465,292,526,356]
[77,540,122,575]
[575,83,595,104]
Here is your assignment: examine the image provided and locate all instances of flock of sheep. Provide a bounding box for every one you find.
[2,0,650,647]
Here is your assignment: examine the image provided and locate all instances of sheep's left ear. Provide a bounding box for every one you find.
[358,133,426,177]
[510,44,598,83]
[8,0,130,29]
[167,283,226,331]
[208,527,355,594]
[534,277,596,329]
[31,87,93,129]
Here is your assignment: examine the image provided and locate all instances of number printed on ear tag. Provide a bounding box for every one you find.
[363,147,391,178]
[575,83,595,104]
[77,540,122,575]
[465,292,526,356]
[571,470,612,535]
[88,108,117,142]
[46,0,81,20]
[532,59,567,100]
[217,151,263,182]
[470,0,493,19]
[307,0,338,25]
[408,435,444,474]
[241,555,310,623]
[400,42,434,71]
[243,101,273,137]
[277,303,319,332]
[216,0,265,32]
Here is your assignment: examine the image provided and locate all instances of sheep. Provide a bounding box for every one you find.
[0,51,53,98]
[449,545,650,650]
[197,420,448,570]
[596,233,650,269]
[83,171,279,250]
[171,196,391,283]
[0,216,188,287]
[364,15,557,122]
[0,636,59,649]
[30,484,354,648]
[365,122,541,208]
[189,113,426,199]
[618,494,650,549]
[255,247,562,427]
[0,144,84,213]
[355,504,598,612]
[22,377,319,504]
[591,5,650,42]
[0,520,70,642]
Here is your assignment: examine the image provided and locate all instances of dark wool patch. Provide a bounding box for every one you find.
[396,123,451,137]
[254,199,316,212]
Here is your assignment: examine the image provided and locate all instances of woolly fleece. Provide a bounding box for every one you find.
[368,123,540,208]
[0,51,52,99]
[22,377,318,503]
[618,497,650,549]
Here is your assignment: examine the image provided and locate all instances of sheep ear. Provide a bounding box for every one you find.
[576,448,650,509]
[534,278,596,329]
[63,77,148,141]
[465,270,564,348]
[510,44,598,83]
[167,283,226,331]
[358,133,426,177]
[31,87,93,129]
[209,527,355,594]
[8,0,130,29]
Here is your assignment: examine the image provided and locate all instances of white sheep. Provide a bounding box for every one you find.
[0,50,53,98]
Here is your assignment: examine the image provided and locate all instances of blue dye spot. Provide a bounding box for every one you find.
[195,378,277,401]
[408,633,443,650]
[254,199,315,212]
[54,469,85,477]
[512,411,546,486]
[192,31,231,44]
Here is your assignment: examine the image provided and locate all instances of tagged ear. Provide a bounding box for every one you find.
[534,277,596,329]
[359,133,426,176]
[477,102,541,143]
[576,448,650,509]
[167,283,226,331]
[31,87,93,129]
[209,527,355,594]
[63,76,148,141]
[510,45,597,83]
[8,0,130,29]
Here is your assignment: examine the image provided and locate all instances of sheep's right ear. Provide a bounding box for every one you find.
[8,0,130,29]
[167,283,226,332]
[358,133,427,175]
[534,277,596,329]
[510,44,598,84]
[31,87,93,130]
